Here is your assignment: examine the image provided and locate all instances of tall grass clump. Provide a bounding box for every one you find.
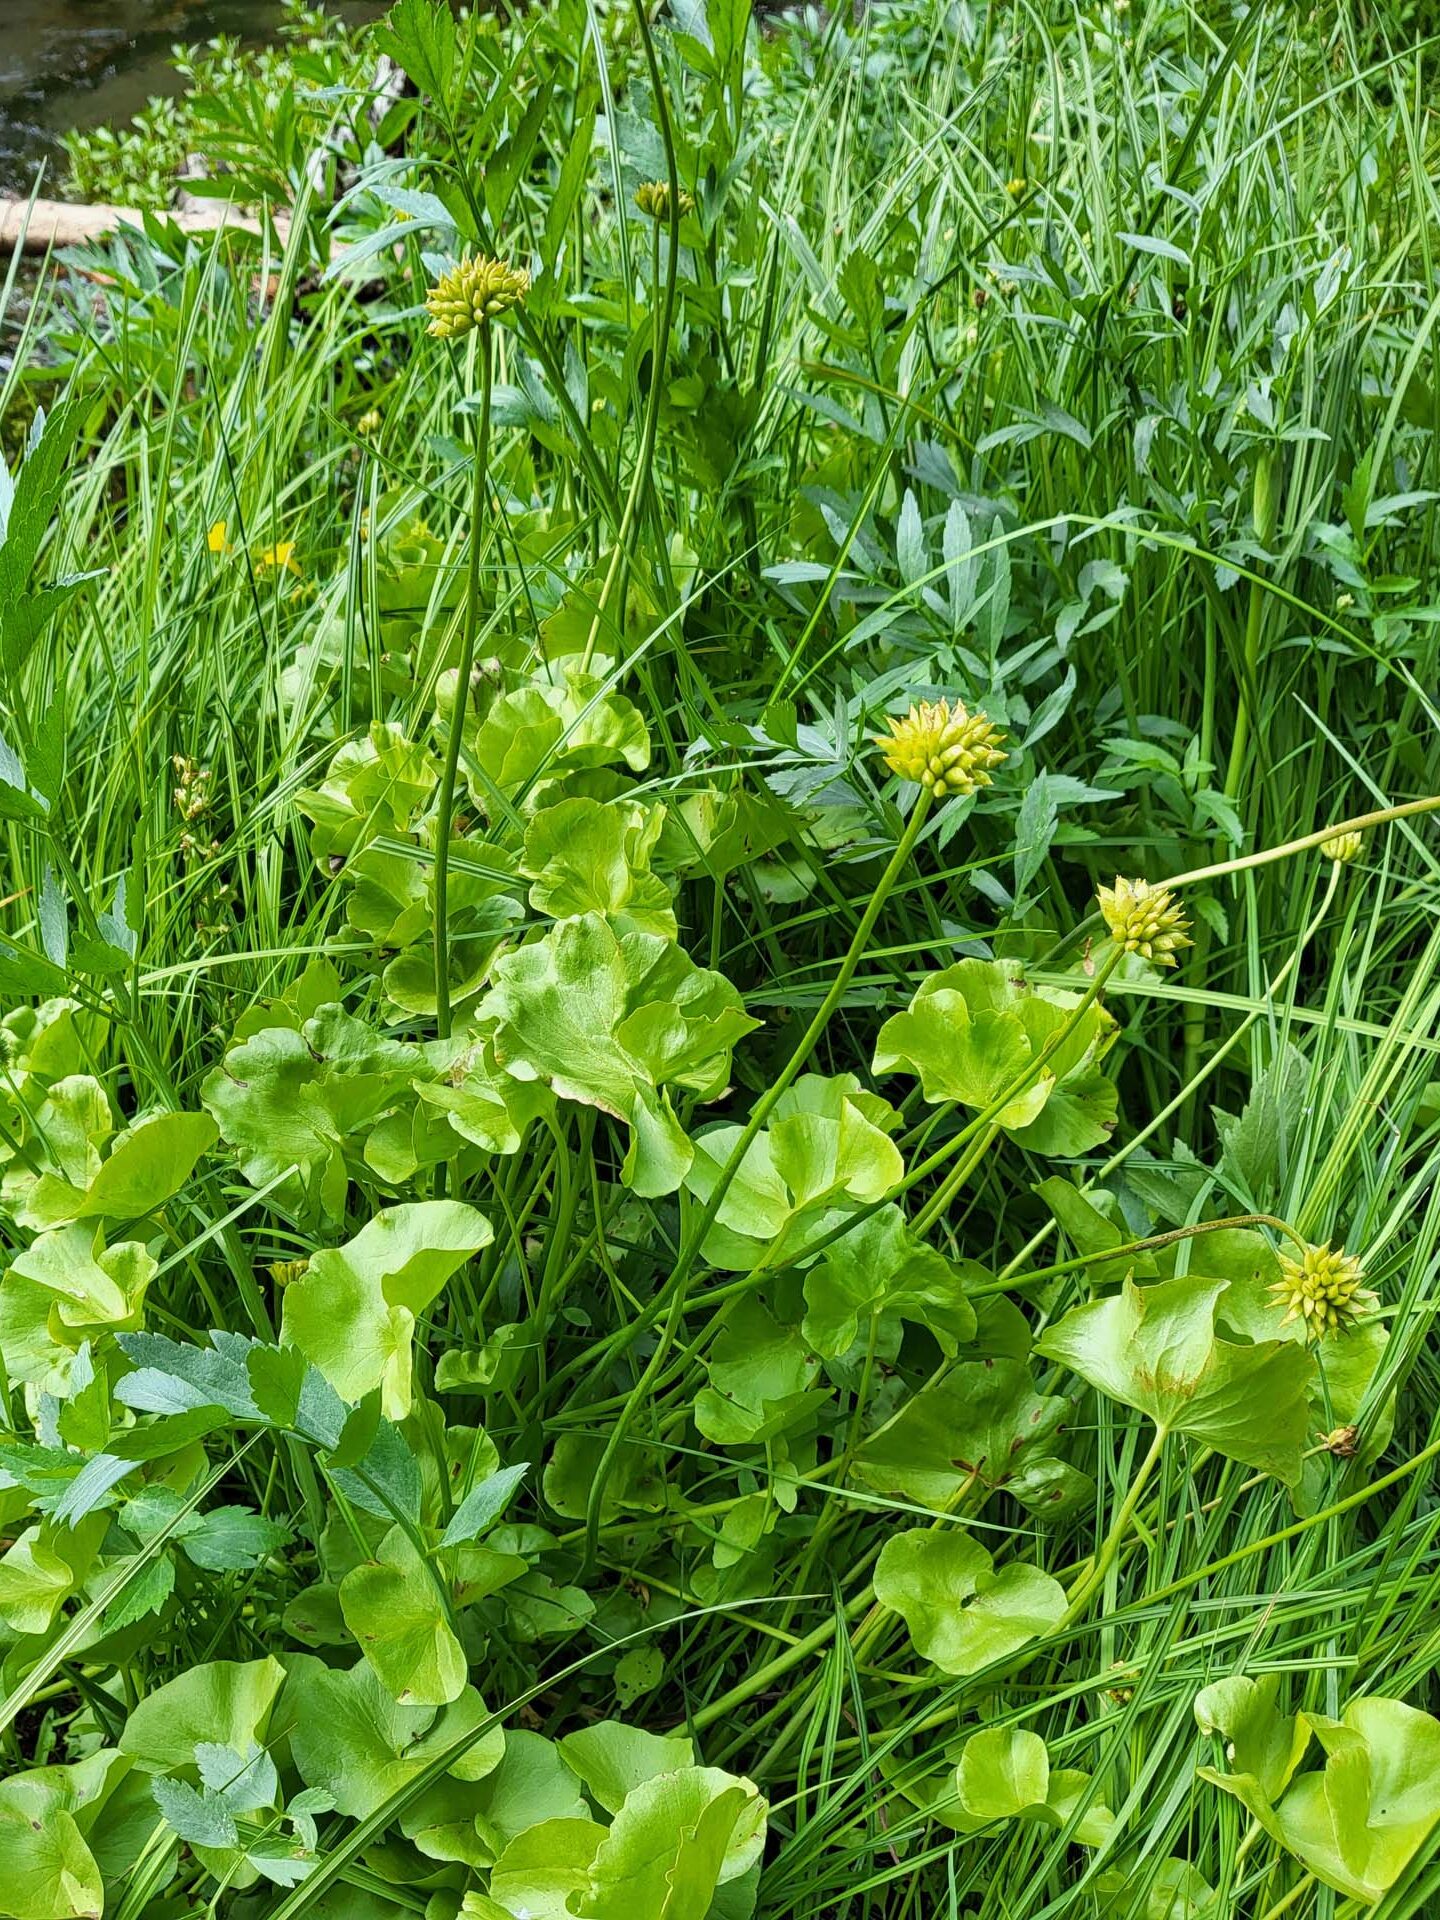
[0,1,1439,1916]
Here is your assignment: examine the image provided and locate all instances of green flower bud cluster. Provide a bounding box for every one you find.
[875,699,1007,801]
[426,256,531,341]
[1269,1241,1376,1341]
[1097,876,1192,967]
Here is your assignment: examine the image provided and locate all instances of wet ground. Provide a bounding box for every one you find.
[0,0,384,195]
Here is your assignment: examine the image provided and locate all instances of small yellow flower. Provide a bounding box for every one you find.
[1097,876,1192,967]
[635,180,695,222]
[207,520,230,555]
[1004,175,1028,197]
[1269,1241,1376,1341]
[426,255,531,340]
[875,699,1007,800]
[1321,829,1363,864]
[357,408,382,436]
[257,540,300,577]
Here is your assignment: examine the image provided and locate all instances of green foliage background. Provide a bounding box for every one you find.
[2,0,1440,1915]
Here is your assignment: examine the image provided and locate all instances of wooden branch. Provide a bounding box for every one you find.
[0,196,293,255]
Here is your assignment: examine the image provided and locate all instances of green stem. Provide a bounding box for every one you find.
[579,1,680,671]
[1047,792,1440,964]
[690,1596,869,1736]
[1254,1875,1316,1920]
[1062,1422,1168,1625]
[1006,864,1342,1280]
[910,1122,997,1236]
[580,793,934,1568]
[433,327,493,1042]
[975,1211,1310,1299]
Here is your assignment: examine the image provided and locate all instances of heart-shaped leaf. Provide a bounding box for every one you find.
[854,1357,1091,1516]
[523,795,676,936]
[1037,1273,1314,1483]
[282,1655,504,1820]
[570,1766,767,1920]
[339,1524,467,1705]
[802,1204,977,1356]
[1198,1691,1440,1902]
[873,1527,1066,1674]
[873,958,1118,1154]
[684,1075,903,1272]
[483,913,756,1196]
[282,1200,491,1419]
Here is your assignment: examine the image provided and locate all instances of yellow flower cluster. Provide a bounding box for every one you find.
[1269,1241,1376,1341]
[258,540,299,577]
[426,256,531,341]
[205,524,300,579]
[1097,876,1192,967]
[875,699,1007,800]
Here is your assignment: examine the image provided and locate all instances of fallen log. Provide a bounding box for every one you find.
[1,196,292,256]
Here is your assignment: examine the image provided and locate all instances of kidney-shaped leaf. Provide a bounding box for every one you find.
[873,1527,1066,1675]
[684,1075,902,1273]
[571,1766,767,1920]
[1198,1692,1440,1903]
[954,1727,1050,1822]
[559,1721,694,1816]
[482,914,757,1197]
[0,1803,101,1920]
[282,1200,491,1419]
[802,1203,977,1357]
[873,959,1118,1154]
[339,1523,467,1706]
[281,1655,504,1821]
[523,796,676,937]
[1194,1672,1309,1803]
[119,1656,285,1773]
[0,1752,133,1920]
[488,1816,607,1920]
[854,1357,1091,1516]
[1037,1273,1314,1484]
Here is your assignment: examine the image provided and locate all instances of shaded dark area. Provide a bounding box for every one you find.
[0,0,385,194]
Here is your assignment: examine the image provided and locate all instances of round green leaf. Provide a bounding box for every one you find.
[873,1527,1066,1675]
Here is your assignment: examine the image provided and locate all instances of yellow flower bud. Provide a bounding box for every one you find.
[1268,1241,1375,1341]
[635,180,695,221]
[426,255,531,340]
[1097,876,1192,967]
[875,699,1007,800]
[1321,829,1363,864]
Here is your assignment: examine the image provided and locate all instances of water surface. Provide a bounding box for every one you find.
[0,0,384,195]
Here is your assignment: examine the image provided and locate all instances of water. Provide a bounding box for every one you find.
[0,1,385,195]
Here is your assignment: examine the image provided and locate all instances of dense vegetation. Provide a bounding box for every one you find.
[3,0,1440,1915]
